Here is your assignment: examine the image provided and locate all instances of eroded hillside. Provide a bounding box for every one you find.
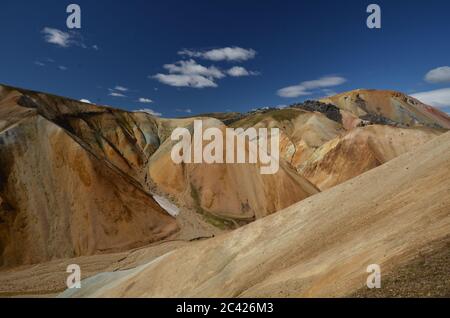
[61,131,450,297]
[0,84,449,298]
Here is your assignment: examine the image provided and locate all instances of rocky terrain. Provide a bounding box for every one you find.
[0,84,449,297]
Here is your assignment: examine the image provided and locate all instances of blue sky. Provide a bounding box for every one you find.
[1,0,449,116]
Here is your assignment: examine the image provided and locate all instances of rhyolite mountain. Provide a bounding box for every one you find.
[61,130,450,297]
[0,84,319,267]
[0,83,449,297]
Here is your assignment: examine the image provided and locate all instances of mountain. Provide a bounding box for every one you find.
[221,99,444,191]
[0,84,449,297]
[229,108,345,170]
[321,89,450,130]
[0,85,178,267]
[298,124,441,190]
[60,130,450,297]
[0,84,318,267]
[148,117,319,225]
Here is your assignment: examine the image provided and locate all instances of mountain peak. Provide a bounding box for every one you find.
[321,88,450,129]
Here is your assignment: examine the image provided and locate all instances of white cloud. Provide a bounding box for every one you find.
[277,87,311,98]
[152,59,224,88]
[176,108,192,114]
[425,66,450,84]
[108,87,129,97]
[34,61,45,66]
[164,59,225,79]
[227,66,259,77]
[42,27,72,47]
[277,76,347,98]
[153,74,217,88]
[134,108,162,117]
[138,98,153,103]
[92,45,99,50]
[114,86,129,92]
[41,27,93,49]
[59,65,68,71]
[109,92,126,97]
[153,48,259,88]
[179,47,256,62]
[411,88,450,108]
[80,99,92,104]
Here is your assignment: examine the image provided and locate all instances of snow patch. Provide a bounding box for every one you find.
[152,194,180,217]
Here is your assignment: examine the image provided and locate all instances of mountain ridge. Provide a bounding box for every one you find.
[0,83,449,297]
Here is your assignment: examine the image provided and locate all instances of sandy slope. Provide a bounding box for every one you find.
[61,131,450,297]
[0,240,188,297]
[352,235,450,297]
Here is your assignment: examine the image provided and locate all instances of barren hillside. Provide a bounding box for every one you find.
[61,131,450,297]
[0,84,449,297]
[0,84,319,267]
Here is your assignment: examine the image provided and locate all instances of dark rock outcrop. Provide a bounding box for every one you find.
[291,100,343,124]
